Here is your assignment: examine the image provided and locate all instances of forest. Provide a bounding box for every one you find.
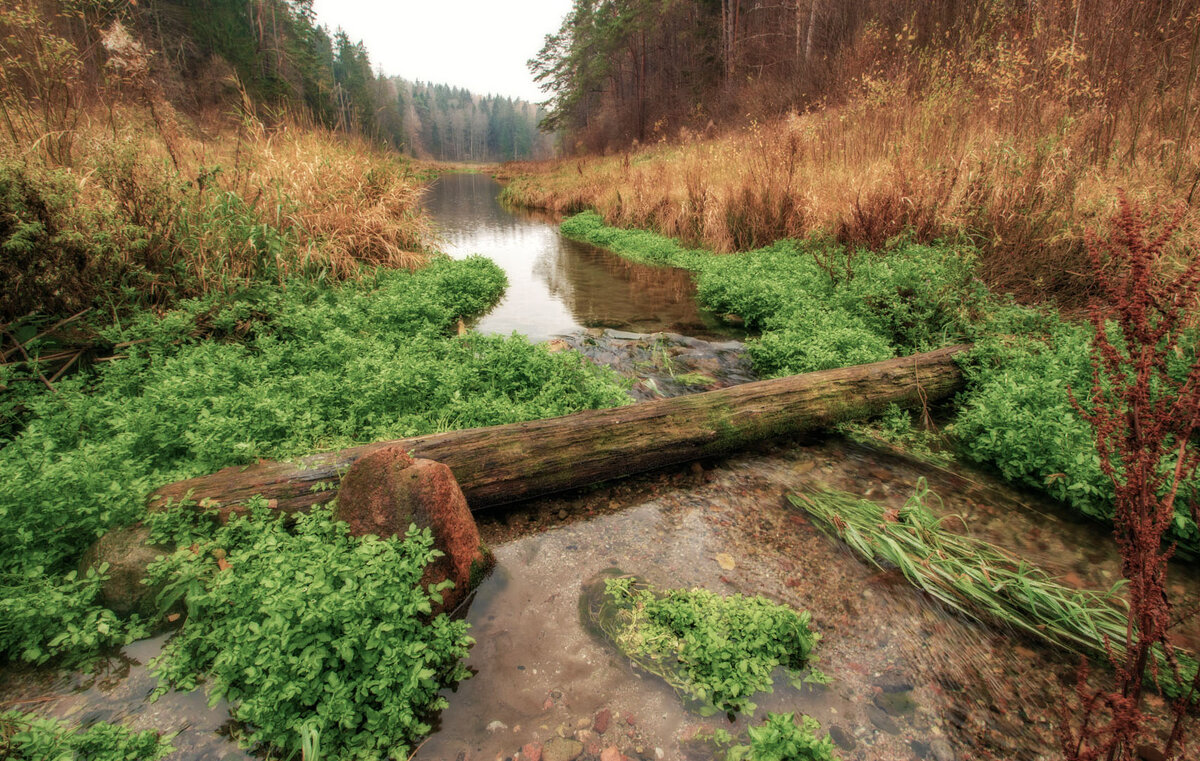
[2,1,1200,761]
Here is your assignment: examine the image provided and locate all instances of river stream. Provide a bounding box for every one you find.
[3,173,1197,761]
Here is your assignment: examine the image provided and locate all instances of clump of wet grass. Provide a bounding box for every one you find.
[787,481,1199,699]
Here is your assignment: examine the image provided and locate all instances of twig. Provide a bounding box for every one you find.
[2,330,56,394]
[0,309,91,361]
[0,694,63,709]
[48,351,83,384]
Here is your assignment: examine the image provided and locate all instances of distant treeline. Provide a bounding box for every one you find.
[533,0,1200,154]
[393,80,555,163]
[1,0,552,161]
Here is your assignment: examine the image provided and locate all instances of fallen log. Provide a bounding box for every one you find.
[149,344,970,515]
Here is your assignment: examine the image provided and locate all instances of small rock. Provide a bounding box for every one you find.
[542,736,584,761]
[522,742,543,761]
[655,749,664,760]
[575,717,592,730]
[715,553,736,570]
[873,689,917,716]
[910,740,931,759]
[487,720,508,733]
[559,509,569,520]
[828,725,856,751]
[593,708,612,734]
[600,748,621,761]
[929,737,955,761]
[865,705,900,735]
[575,730,596,745]
[1136,746,1167,761]
[80,523,172,620]
[1013,645,1038,661]
[873,669,914,693]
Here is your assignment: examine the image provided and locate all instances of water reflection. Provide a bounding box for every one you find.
[424,173,735,341]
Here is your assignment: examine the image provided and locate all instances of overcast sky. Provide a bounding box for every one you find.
[310,0,574,103]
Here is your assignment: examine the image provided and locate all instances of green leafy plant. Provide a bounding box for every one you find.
[582,572,824,716]
[0,710,172,761]
[951,321,1200,556]
[560,211,985,376]
[838,403,952,467]
[0,256,628,667]
[146,503,472,761]
[714,712,839,761]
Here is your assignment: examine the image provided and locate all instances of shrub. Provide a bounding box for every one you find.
[951,321,1200,556]
[0,160,93,319]
[147,505,472,760]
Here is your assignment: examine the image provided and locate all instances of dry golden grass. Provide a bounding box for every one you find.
[502,80,1199,305]
[241,125,433,277]
[0,101,438,316]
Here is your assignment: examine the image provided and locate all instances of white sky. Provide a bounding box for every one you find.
[311,0,574,103]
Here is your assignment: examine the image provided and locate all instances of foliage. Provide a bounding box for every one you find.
[402,80,552,162]
[951,317,1200,557]
[0,160,94,318]
[584,572,823,716]
[0,256,628,666]
[560,211,985,375]
[837,403,952,467]
[0,565,148,667]
[0,710,171,761]
[146,504,472,761]
[1058,195,1200,760]
[0,122,443,324]
[714,713,839,761]
[787,481,1198,699]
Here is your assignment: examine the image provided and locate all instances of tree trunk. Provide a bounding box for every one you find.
[149,345,969,516]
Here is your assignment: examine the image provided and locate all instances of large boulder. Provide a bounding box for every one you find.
[333,445,493,613]
[79,523,171,620]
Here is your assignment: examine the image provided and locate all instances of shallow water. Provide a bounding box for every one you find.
[4,176,1198,761]
[424,173,737,341]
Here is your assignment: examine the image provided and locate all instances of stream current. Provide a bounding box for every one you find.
[3,174,1198,761]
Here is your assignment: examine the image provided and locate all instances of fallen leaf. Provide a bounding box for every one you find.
[715,553,736,571]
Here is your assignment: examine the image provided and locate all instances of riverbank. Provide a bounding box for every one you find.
[550,209,1200,558]
[3,166,1196,761]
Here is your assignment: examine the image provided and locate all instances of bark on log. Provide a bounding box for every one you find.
[149,344,970,515]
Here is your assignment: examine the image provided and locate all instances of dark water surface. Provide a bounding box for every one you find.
[424,173,735,341]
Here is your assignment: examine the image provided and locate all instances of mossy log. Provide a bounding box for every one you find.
[149,345,969,515]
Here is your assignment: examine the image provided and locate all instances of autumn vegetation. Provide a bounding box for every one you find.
[2,0,1200,759]
[510,0,1200,305]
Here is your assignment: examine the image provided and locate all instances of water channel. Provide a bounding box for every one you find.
[3,173,1197,761]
